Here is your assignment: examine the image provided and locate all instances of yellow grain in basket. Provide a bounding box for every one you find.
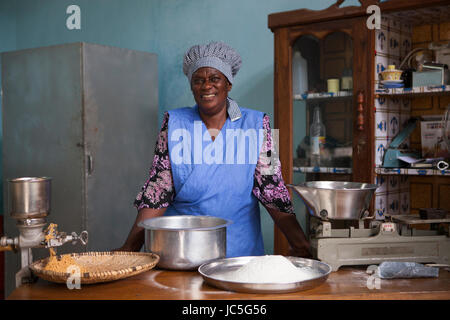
[43,223,87,274]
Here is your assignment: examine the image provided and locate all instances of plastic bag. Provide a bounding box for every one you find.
[376,261,439,279]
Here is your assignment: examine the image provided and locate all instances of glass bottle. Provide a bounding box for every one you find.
[310,106,326,167]
[292,50,308,97]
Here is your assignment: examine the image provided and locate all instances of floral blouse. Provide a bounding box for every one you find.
[134,112,294,214]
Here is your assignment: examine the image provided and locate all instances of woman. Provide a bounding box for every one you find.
[117,41,311,258]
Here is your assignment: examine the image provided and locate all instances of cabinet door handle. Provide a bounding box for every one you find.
[87,155,93,175]
[357,91,364,131]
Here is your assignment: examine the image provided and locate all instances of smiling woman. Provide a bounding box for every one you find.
[116,41,311,260]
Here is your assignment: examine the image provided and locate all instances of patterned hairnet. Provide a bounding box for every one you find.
[183,41,242,84]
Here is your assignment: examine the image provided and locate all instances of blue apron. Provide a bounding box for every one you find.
[165,105,264,257]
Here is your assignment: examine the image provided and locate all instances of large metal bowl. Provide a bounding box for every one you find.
[198,256,331,294]
[138,215,231,270]
[288,181,378,220]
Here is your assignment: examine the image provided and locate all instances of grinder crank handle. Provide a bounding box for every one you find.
[71,231,88,246]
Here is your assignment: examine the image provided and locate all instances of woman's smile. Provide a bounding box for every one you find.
[200,93,217,100]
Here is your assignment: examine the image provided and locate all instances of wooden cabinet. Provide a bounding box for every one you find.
[268,0,450,254]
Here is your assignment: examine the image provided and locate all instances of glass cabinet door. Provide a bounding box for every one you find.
[292,32,354,181]
[271,16,373,254]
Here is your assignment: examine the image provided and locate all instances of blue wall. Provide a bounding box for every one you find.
[0,0,360,252]
[0,0,18,214]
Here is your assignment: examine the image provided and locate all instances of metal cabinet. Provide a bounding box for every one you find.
[2,42,158,295]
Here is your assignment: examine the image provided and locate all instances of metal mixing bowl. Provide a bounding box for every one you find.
[198,256,331,294]
[138,215,231,270]
[288,181,378,220]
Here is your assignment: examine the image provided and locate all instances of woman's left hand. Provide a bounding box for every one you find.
[289,243,313,259]
[266,207,313,259]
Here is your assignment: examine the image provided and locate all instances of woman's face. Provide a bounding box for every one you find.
[191,67,232,115]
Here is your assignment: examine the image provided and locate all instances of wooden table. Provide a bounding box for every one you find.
[7,266,450,300]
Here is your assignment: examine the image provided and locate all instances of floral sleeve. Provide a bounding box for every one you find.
[134,112,175,210]
[253,114,294,214]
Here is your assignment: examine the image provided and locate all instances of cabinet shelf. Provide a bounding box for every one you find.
[375,167,450,176]
[294,166,352,174]
[294,91,352,101]
[375,85,450,98]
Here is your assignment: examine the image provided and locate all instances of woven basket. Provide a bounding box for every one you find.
[29,251,159,284]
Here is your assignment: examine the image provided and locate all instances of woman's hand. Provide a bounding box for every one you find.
[113,207,166,252]
[288,242,313,259]
[266,207,313,259]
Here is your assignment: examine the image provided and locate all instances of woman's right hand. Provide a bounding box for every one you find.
[112,207,167,253]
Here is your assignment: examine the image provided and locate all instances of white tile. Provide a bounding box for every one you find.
[389,17,401,32]
[400,33,412,61]
[381,16,389,30]
[375,194,387,220]
[388,175,399,192]
[388,31,401,58]
[375,54,388,81]
[375,139,388,167]
[399,191,410,215]
[388,112,400,138]
[387,192,400,215]
[375,111,388,139]
[375,96,389,111]
[375,29,389,54]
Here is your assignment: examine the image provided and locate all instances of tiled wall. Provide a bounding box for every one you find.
[408,21,450,215]
[374,16,413,220]
[375,15,412,90]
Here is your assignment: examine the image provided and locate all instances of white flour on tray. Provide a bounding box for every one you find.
[217,255,321,283]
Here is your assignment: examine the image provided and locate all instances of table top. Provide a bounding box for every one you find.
[7,266,450,300]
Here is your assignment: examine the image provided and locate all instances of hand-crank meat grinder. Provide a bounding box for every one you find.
[0,177,88,287]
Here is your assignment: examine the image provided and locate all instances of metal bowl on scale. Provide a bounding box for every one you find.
[288,181,378,220]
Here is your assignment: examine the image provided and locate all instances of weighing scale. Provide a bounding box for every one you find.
[289,182,450,271]
[309,215,450,271]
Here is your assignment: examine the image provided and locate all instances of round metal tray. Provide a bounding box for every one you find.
[198,256,331,294]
